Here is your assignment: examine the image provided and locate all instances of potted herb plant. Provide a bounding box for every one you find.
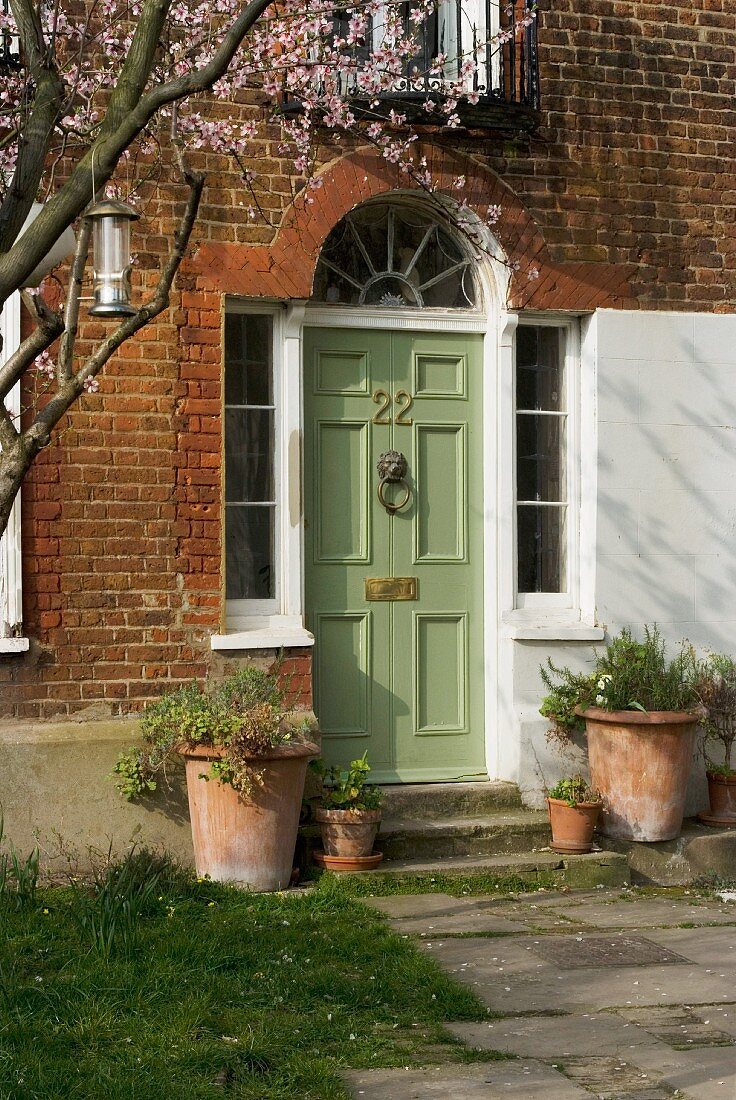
[546,775,602,854]
[540,626,699,842]
[113,668,318,891]
[692,653,736,826]
[311,752,383,871]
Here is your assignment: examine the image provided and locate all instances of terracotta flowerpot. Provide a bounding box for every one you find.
[547,797,602,854]
[179,740,318,891]
[581,708,697,842]
[314,807,381,857]
[700,771,736,827]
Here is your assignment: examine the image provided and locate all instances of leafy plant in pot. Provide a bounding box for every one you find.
[113,668,318,891]
[540,626,699,842]
[546,775,602,854]
[311,753,383,871]
[691,653,736,826]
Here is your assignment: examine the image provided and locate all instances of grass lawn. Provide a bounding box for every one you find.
[0,857,497,1100]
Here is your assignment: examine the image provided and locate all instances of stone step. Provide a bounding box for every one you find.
[378,810,550,860]
[597,819,736,886]
[335,850,630,890]
[377,781,522,818]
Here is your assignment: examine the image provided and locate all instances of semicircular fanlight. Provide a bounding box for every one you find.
[312,202,476,309]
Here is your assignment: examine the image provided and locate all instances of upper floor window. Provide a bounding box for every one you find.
[312,202,476,308]
[515,323,571,600]
[319,0,539,126]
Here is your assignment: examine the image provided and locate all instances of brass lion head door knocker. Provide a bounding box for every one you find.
[376,450,411,515]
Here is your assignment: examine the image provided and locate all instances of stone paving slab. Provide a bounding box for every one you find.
[419,936,735,1012]
[641,926,736,972]
[446,1013,669,1058]
[630,1044,736,1100]
[363,891,586,934]
[691,1005,736,1040]
[345,1060,594,1098]
[615,1005,736,1050]
[361,893,477,918]
[544,896,736,930]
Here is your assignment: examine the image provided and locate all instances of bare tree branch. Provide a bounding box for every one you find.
[0,405,19,451]
[0,0,65,253]
[58,218,92,382]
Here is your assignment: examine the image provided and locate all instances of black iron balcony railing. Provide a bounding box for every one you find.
[325,0,540,129]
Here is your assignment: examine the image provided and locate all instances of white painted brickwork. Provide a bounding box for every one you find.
[0,294,27,649]
[595,310,736,651]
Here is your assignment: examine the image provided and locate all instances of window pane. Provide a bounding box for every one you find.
[517,505,567,593]
[516,326,563,411]
[312,202,475,309]
[516,414,566,503]
[226,506,274,599]
[224,314,272,405]
[225,408,274,502]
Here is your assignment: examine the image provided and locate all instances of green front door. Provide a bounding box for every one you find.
[304,326,485,782]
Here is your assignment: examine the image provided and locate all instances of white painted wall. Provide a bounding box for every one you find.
[511,309,736,807]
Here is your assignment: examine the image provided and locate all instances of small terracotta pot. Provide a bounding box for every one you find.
[700,770,736,826]
[313,851,384,872]
[314,807,381,858]
[547,797,602,854]
[179,740,319,892]
[581,707,697,842]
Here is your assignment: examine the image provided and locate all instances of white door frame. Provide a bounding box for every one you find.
[300,251,508,781]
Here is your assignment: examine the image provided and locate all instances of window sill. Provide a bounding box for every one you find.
[503,623,604,642]
[0,637,29,654]
[211,626,315,651]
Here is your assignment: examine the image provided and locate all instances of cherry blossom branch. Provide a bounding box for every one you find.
[0,293,64,404]
[0,0,65,253]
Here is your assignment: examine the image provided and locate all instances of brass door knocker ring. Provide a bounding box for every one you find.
[377,450,412,515]
[377,477,411,515]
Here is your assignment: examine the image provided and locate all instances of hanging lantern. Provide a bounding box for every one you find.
[86,199,140,318]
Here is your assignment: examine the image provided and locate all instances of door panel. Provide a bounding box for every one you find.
[315,421,371,561]
[313,612,372,736]
[304,326,485,782]
[414,613,468,733]
[415,424,466,562]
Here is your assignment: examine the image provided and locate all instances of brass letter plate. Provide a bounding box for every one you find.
[365,577,418,601]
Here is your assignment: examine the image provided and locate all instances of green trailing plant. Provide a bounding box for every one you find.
[540,626,697,744]
[690,652,736,777]
[112,667,297,801]
[547,775,600,807]
[311,752,383,811]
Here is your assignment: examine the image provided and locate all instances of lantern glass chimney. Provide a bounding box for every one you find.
[86,200,140,318]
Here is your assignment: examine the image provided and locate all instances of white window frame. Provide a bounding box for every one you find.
[0,293,29,653]
[500,310,600,638]
[213,297,314,651]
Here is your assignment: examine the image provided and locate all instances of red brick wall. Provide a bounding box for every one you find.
[0,0,733,717]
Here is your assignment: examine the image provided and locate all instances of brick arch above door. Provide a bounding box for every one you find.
[186,145,636,311]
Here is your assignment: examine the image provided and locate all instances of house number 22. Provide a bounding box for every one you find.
[371,389,414,425]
